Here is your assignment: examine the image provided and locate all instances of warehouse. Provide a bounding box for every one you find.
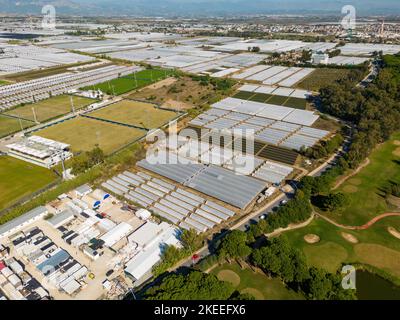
[6,136,72,168]
[100,222,134,248]
[124,221,180,283]
[0,206,48,239]
[47,209,75,229]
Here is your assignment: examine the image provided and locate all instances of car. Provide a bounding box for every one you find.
[106,270,114,277]
[259,214,267,220]
[280,200,288,206]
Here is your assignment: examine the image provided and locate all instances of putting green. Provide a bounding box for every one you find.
[217,270,241,287]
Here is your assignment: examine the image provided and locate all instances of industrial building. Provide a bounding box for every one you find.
[6,135,72,168]
[124,221,181,283]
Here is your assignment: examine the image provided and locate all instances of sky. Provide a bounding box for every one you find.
[1,0,400,16]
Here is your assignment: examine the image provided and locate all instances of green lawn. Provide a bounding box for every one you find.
[5,95,96,123]
[87,100,179,129]
[330,132,400,226]
[82,68,176,96]
[0,115,35,138]
[285,216,400,279]
[37,117,146,154]
[0,80,10,86]
[0,156,58,211]
[212,262,304,300]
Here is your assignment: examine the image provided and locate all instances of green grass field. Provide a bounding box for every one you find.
[285,216,400,279]
[0,115,35,138]
[87,100,179,129]
[0,156,58,211]
[4,95,96,123]
[36,117,146,154]
[329,132,400,226]
[0,80,10,86]
[82,68,176,96]
[296,68,351,91]
[212,263,304,300]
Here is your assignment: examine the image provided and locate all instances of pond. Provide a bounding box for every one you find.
[356,270,400,300]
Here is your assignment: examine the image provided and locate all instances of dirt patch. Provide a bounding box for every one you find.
[127,76,215,108]
[304,234,320,244]
[341,232,359,244]
[348,178,362,186]
[217,270,241,287]
[343,185,358,193]
[143,77,177,91]
[387,195,400,207]
[162,99,192,110]
[354,243,400,277]
[393,140,400,146]
[388,227,400,240]
[392,147,400,157]
[241,288,264,300]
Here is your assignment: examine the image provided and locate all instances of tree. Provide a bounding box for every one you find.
[144,271,235,300]
[181,229,202,251]
[218,230,251,260]
[303,267,334,300]
[317,192,349,211]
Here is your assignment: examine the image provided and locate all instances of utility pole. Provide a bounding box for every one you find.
[134,72,138,88]
[32,107,38,124]
[70,95,76,114]
[59,148,68,180]
[18,117,24,133]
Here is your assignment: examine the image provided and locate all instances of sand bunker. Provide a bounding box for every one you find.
[341,232,359,244]
[392,147,400,157]
[304,234,320,244]
[388,227,400,240]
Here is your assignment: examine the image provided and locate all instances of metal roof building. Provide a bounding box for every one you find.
[124,221,180,282]
[0,206,48,239]
[187,165,268,209]
[47,209,75,229]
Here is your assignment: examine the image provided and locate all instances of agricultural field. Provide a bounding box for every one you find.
[4,95,96,123]
[257,145,299,165]
[0,156,58,211]
[83,68,176,96]
[0,115,34,138]
[127,76,217,110]
[233,91,307,110]
[296,68,352,91]
[1,61,97,82]
[285,216,400,280]
[87,100,179,129]
[330,132,400,226]
[212,262,304,300]
[36,117,146,154]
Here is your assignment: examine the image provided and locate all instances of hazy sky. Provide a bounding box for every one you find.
[2,0,400,16]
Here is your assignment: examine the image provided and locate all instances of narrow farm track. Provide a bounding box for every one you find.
[315,212,400,230]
